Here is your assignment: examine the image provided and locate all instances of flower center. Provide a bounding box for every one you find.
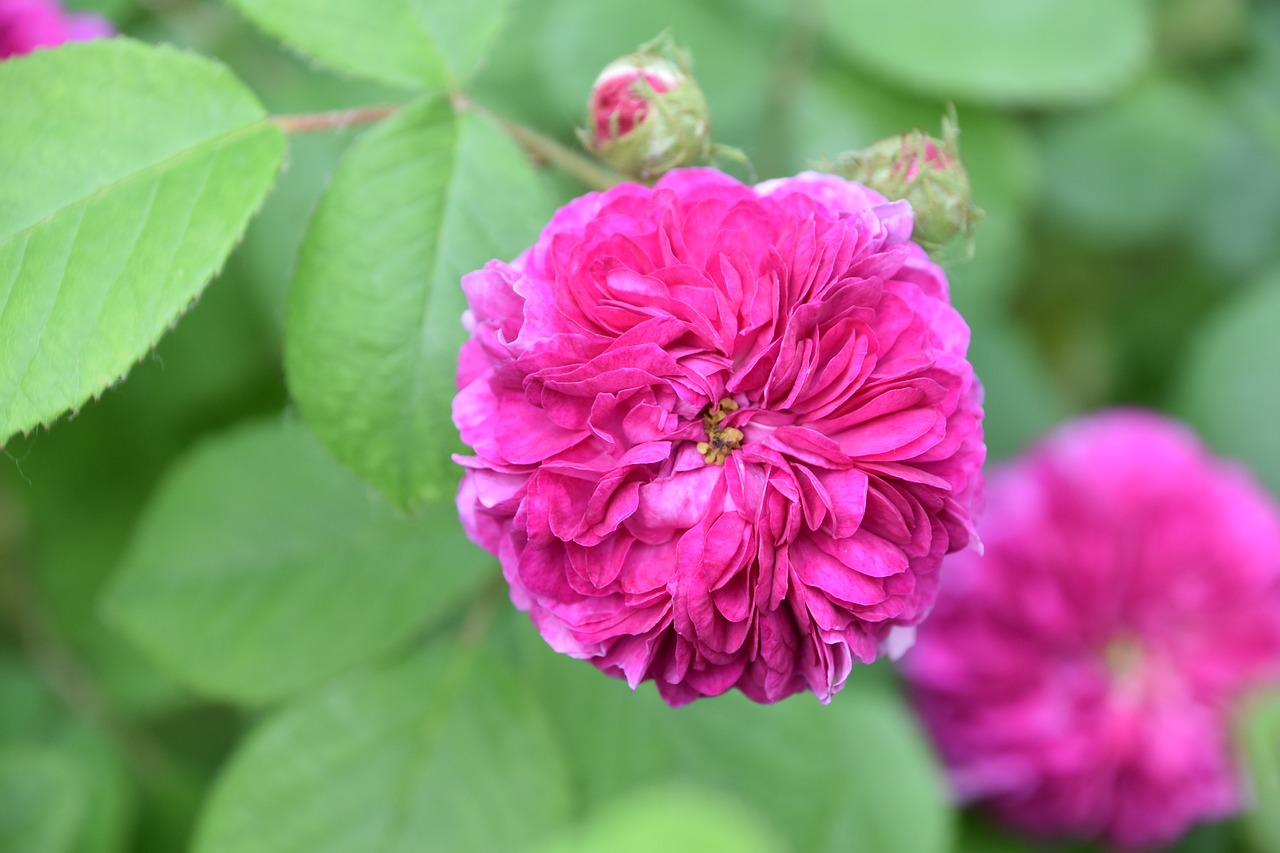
[696,398,743,465]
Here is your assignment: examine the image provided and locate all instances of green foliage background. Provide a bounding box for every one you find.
[2,0,1279,850]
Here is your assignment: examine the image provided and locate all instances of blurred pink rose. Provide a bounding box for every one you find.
[454,168,984,706]
[0,0,112,59]
[902,410,1280,849]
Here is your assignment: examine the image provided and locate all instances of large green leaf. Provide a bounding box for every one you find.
[0,39,284,444]
[229,0,512,90]
[192,647,573,853]
[535,786,783,853]
[103,418,491,705]
[1174,269,1280,496]
[1038,79,1224,248]
[823,0,1152,107]
[502,613,954,853]
[285,96,555,508]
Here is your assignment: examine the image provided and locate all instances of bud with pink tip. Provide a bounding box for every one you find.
[832,109,981,259]
[580,33,711,182]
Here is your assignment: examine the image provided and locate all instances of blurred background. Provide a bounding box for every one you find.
[2,0,1279,850]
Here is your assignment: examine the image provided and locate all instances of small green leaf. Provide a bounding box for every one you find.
[104,418,491,705]
[534,785,784,853]
[823,0,1153,107]
[229,0,512,90]
[285,96,555,508]
[1175,269,1280,497]
[0,40,284,444]
[192,647,573,853]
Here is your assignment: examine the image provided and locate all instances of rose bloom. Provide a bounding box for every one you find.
[454,168,984,706]
[0,0,112,59]
[901,410,1280,848]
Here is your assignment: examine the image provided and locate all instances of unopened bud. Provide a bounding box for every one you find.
[832,110,981,258]
[580,33,711,182]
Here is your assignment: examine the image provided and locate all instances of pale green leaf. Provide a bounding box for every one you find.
[823,0,1153,107]
[193,647,573,853]
[505,615,954,853]
[534,786,783,853]
[104,418,491,705]
[229,0,512,90]
[285,96,555,508]
[1237,691,1280,853]
[1175,269,1280,497]
[0,39,283,444]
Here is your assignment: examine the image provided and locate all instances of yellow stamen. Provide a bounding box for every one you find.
[699,399,743,465]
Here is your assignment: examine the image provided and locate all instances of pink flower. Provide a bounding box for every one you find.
[454,168,984,706]
[0,0,113,59]
[901,410,1280,849]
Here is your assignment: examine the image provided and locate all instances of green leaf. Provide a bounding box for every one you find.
[104,418,492,705]
[1038,79,1224,248]
[285,96,555,508]
[823,0,1153,107]
[192,647,573,853]
[1237,690,1280,853]
[1175,269,1280,497]
[229,0,512,90]
[0,726,133,853]
[0,40,284,444]
[534,785,784,853]
[503,614,954,853]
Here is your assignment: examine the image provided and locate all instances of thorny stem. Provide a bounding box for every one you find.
[461,97,624,192]
[269,104,402,133]
[268,97,623,192]
[756,0,823,177]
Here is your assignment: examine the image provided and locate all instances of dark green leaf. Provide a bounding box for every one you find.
[0,40,283,444]
[0,725,132,853]
[104,418,491,705]
[285,96,555,508]
[193,647,572,853]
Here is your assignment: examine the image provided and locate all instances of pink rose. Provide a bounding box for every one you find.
[901,410,1280,849]
[454,168,984,706]
[0,0,113,60]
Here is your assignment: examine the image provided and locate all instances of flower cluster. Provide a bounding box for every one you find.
[901,410,1280,849]
[0,0,112,60]
[454,168,984,706]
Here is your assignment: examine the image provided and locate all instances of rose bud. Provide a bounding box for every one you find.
[832,110,981,259]
[580,34,712,182]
